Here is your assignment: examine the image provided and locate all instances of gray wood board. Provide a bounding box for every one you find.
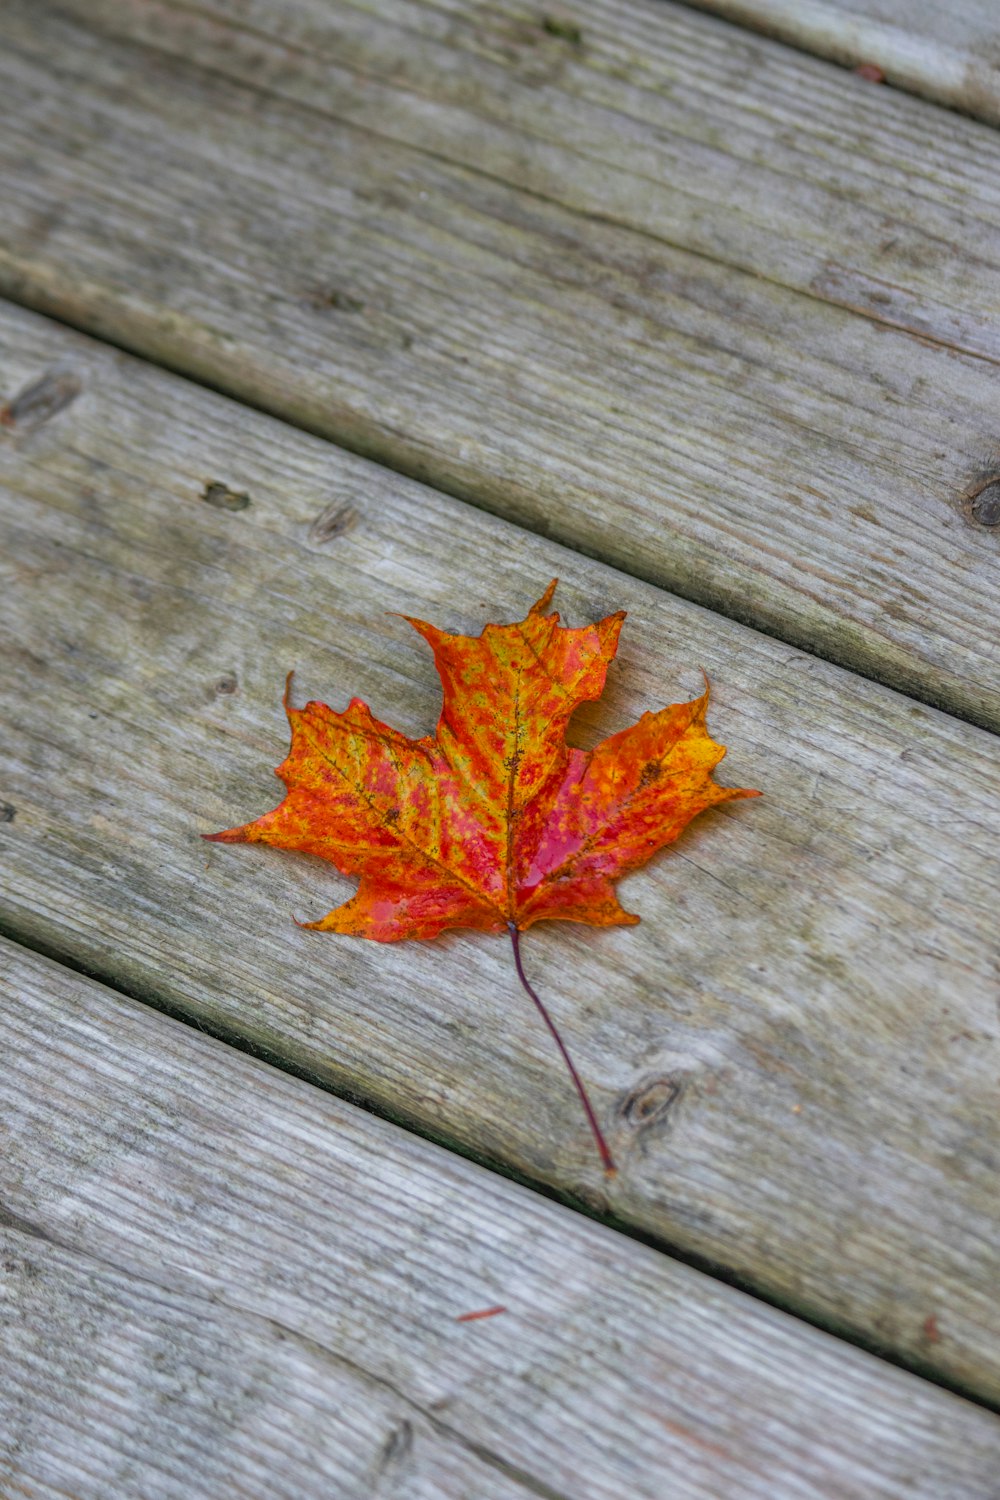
[1,0,999,729]
[4,938,1000,1500]
[1,303,999,1402]
[686,0,1000,126]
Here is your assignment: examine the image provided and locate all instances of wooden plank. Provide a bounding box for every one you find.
[1,1264,529,1500]
[2,303,999,1403]
[2,1,1000,731]
[686,0,1000,126]
[4,938,1000,1499]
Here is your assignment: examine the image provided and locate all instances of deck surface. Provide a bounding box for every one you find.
[8,938,1000,1499]
[2,1,999,1495]
[688,0,1000,124]
[3,0,1000,728]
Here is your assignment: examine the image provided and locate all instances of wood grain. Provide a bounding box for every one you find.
[1,302,999,1402]
[686,0,1000,126]
[0,1253,530,1500]
[4,937,1000,1499]
[1,0,1000,727]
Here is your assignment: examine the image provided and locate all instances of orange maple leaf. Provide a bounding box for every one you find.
[206,581,758,1171]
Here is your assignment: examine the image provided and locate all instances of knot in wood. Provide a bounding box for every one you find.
[0,369,81,431]
[202,480,250,511]
[970,481,1000,527]
[619,1075,680,1131]
[309,501,357,545]
[379,1419,414,1471]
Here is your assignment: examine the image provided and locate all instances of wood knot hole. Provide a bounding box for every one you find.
[970,480,1000,527]
[0,802,16,824]
[214,673,238,696]
[309,501,357,545]
[619,1075,680,1131]
[542,15,583,44]
[0,369,82,431]
[380,1419,413,1469]
[202,481,250,511]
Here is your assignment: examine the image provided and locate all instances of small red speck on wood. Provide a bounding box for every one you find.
[456,1305,507,1323]
[923,1314,941,1343]
[854,62,885,82]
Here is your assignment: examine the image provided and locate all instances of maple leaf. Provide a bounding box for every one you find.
[206,581,758,1171]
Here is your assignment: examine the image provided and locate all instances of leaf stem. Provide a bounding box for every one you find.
[507,922,617,1176]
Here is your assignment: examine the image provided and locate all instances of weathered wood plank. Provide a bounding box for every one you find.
[2,0,1000,727]
[1,1255,529,1500]
[2,306,1000,1405]
[4,938,1000,1499]
[687,0,1000,126]
[2,303,999,1401]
